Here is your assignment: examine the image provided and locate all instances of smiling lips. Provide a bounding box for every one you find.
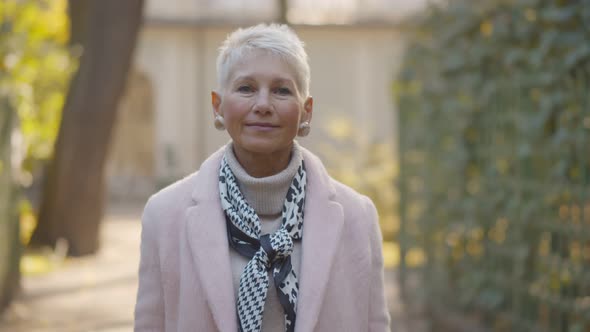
[245,122,279,131]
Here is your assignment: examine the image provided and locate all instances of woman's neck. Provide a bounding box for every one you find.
[231,144,293,178]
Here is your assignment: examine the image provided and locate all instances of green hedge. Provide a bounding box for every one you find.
[396,0,590,331]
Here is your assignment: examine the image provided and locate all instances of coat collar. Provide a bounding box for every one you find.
[293,148,344,332]
[185,145,344,332]
[184,147,236,331]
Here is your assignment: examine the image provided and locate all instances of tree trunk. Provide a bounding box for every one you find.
[278,0,289,24]
[30,0,144,256]
[0,101,20,313]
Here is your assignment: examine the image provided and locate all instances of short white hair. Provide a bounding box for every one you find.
[216,23,311,99]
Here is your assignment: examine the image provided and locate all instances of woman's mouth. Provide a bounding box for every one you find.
[245,123,279,131]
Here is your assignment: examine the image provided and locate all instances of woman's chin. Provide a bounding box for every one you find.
[235,138,292,156]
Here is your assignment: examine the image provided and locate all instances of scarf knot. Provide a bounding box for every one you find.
[258,230,294,269]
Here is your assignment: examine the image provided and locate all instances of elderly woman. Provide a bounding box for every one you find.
[134,24,390,332]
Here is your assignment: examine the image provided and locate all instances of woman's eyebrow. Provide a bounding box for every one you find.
[231,75,295,87]
[272,78,296,86]
[232,75,254,83]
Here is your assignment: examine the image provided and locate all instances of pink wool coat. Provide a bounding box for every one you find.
[134,146,391,332]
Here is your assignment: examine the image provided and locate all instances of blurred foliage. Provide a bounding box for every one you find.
[0,0,75,247]
[20,236,68,276]
[1,0,75,186]
[317,117,407,268]
[396,0,590,331]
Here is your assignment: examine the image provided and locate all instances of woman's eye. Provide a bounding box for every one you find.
[276,87,291,95]
[237,85,253,93]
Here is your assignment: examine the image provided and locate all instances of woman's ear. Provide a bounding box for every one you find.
[303,96,313,123]
[211,91,222,116]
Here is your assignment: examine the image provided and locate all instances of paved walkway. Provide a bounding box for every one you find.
[0,204,423,332]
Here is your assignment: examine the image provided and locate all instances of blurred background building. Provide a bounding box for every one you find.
[106,0,429,201]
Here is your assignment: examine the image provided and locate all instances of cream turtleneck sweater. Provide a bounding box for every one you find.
[224,142,304,331]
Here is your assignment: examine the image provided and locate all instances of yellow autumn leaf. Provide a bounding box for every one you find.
[326,118,353,139]
[524,9,536,22]
[382,241,400,268]
[480,20,493,37]
[406,247,426,267]
[21,253,54,276]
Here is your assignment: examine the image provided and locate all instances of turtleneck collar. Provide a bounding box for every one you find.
[223,141,303,216]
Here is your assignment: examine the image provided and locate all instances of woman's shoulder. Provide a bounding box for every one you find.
[142,170,200,222]
[329,178,376,215]
[302,148,373,209]
[143,146,225,220]
[300,146,375,216]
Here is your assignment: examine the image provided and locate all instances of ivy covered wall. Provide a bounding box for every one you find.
[396,0,590,330]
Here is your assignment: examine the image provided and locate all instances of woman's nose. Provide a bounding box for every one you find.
[253,90,272,113]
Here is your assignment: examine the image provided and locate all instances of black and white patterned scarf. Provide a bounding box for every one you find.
[219,156,307,332]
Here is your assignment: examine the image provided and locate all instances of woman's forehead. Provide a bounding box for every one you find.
[228,52,298,83]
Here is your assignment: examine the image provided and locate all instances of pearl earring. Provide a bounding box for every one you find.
[214,114,225,130]
[298,121,311,137]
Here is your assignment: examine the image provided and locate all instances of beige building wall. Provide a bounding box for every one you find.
[144,0,277,23]
[111,23,406,193]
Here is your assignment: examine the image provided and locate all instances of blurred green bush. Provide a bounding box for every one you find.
[396,0,590,330]
[0,0,74,311]
[316,117,402,268]
[0,0,75,243]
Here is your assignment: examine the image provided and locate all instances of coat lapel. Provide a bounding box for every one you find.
[184,148,238,332]
[295,149,344,332]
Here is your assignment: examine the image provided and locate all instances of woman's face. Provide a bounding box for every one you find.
[212,51,312,158]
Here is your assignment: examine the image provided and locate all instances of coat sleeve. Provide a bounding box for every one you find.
[364,196,391,332]
[134,198,165,332]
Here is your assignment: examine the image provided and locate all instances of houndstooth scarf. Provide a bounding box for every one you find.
[219,156,307,332]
